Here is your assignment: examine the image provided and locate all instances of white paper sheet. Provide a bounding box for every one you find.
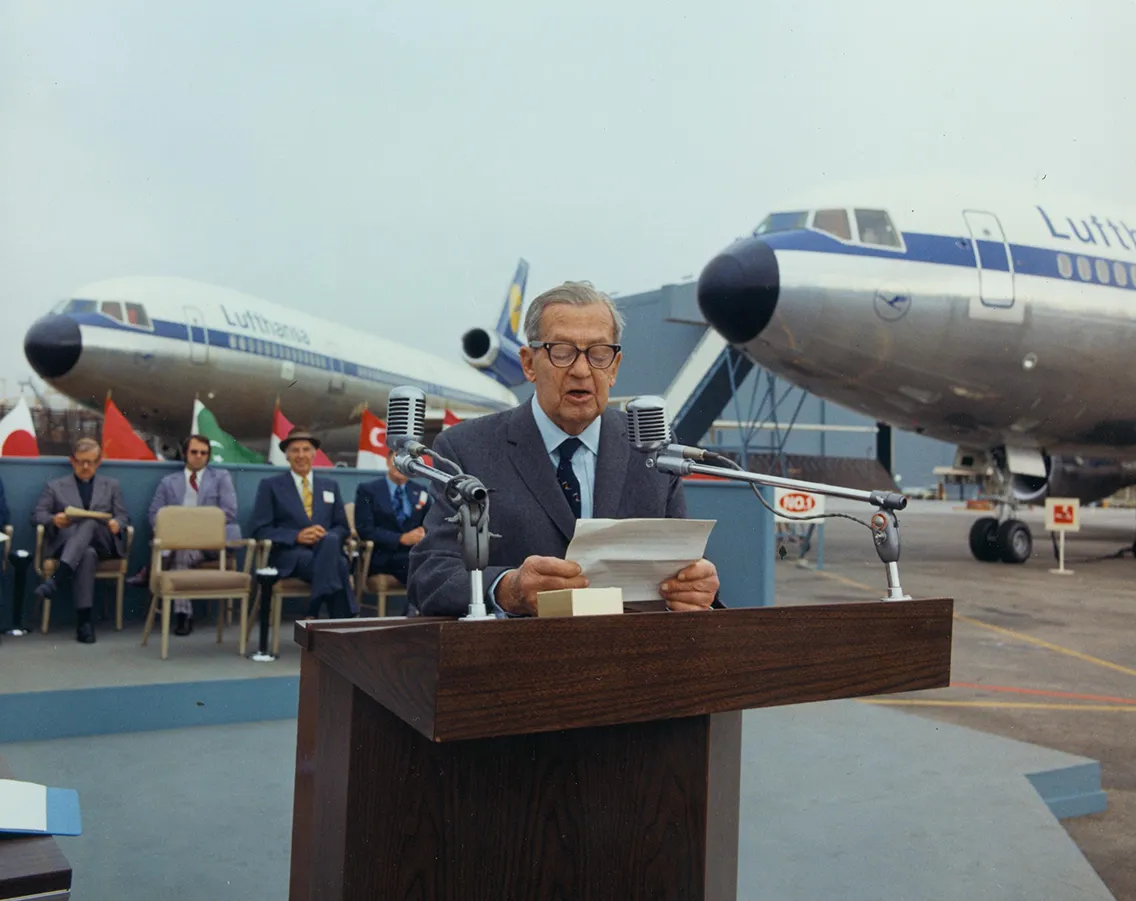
[564,518,716,602]
[0,779,47,833]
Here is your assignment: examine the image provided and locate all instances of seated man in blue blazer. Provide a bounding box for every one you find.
[248,427,353,619]
[354,449,432,590]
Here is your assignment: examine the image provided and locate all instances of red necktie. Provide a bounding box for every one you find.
[189,472,198,491]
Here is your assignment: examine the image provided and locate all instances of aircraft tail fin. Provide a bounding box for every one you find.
[461,258,529,388]
[494,258,529,343]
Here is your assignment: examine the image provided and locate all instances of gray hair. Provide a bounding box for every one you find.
[523,280,625,344]
[72,437,101,457]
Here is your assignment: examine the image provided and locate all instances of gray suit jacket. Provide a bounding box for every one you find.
[148,467,241,541]
[32,473,130,558]
[407,403,686,617]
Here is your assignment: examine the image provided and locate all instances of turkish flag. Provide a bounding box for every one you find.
[442,409,462,429]
[357,410,389,470]
[103,396,157,461]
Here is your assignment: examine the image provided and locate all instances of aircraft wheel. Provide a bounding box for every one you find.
[968,517,1001,562]
[998,519,1032,564]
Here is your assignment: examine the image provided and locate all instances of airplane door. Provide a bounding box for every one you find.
[963,210,1015,308]
[184,307,209,364]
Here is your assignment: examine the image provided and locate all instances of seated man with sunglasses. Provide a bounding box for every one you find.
[407,280,720,617]
[146,434,242,635]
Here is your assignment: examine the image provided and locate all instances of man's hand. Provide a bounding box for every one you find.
[52,512,71,529]
[498,555,589,616]
[297,525,326,546]
[660,558,719,612]
[398,527,426,547]
[108,518,121,535]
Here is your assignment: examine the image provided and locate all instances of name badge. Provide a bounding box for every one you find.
[322,490,335,503]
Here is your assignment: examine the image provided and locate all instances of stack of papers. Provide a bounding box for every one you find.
[565,518,715,602]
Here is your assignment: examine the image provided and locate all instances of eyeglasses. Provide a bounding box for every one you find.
[530,342,621,370]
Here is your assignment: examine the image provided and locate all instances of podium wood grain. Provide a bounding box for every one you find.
[289,600,953,900]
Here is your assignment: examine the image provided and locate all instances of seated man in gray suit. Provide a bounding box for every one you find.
[147,433,241,636]
[408,281,720,617]
[33,437,130,643]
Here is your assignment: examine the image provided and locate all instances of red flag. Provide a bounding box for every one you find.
[357,410,389,470]
[103,395,157,461]
[442,409,461,429]
[271,403,334,467]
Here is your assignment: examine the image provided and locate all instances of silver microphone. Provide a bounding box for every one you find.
[386,386,428,456]
[626,395,715,461]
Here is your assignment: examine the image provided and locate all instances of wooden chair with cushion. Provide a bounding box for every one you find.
[356,536,408,617]
[245,530,359,655]
[140,506,257,660]
[34,523,135,634]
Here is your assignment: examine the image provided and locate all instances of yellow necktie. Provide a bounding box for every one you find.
[301,476,313,519]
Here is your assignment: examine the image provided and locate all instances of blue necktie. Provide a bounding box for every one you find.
[557,438,582,519]
[393,485,407,527]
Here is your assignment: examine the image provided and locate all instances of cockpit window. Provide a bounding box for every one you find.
[812,209,852,240]
[855,209,902,247]
[63,299,97,314]
[125,302,151,328]
[100,301,124,322]
[753,211,808,236]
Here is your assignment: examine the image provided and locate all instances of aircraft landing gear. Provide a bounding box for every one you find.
[969,515,1032,564]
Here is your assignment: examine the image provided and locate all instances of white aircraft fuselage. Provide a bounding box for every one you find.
[23,276,519,456]
[695,177,1136,561]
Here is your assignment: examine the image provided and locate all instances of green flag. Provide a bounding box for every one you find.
[192,400,265,464]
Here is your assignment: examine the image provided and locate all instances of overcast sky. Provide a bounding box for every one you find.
[1,0,1133,401]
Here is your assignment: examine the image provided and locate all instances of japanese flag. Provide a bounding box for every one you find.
[0,398,40,457]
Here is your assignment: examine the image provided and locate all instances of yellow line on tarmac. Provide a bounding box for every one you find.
[810,569,1136,679]
[951,613,1136,679]
[862,699,1136,712]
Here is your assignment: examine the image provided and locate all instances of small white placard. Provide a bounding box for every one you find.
[1045,497,1080,532]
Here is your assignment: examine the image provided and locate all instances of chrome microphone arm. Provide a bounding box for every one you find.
[392,452,497,621]
[650,450,911,601]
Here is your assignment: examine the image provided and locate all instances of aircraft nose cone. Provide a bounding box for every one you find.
[24,315,82,379]
[696,237,780,344]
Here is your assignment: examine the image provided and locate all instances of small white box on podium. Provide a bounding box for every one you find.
[537,587,623,617]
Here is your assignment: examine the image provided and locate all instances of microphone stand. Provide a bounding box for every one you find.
[649,450,912,602]
[393,451,497,621]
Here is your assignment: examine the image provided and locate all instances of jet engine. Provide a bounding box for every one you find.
[460,327,526,388]
[1003,453,1136,505]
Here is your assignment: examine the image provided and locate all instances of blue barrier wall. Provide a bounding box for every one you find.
[0,458,774,627]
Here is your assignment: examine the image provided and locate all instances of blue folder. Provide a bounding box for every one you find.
[0,780,82,837]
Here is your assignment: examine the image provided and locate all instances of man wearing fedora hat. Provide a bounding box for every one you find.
[248,427,354,618]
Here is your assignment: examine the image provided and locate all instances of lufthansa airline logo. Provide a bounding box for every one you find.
[508,284,523,333]
[874,286,911,322]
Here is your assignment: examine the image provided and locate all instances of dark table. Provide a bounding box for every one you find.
[0,756,72,900]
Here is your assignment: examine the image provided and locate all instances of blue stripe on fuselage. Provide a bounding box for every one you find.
[758,229,1136,290]
[65,312,514,411]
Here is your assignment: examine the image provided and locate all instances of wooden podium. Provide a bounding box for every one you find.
[288,599,953,901]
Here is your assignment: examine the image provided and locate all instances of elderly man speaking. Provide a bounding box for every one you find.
[408,281,720,618]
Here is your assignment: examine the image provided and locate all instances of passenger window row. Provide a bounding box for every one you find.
[1056,253,1134,288]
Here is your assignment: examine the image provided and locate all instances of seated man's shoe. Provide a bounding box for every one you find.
[35,578,58,600]
[76,621,95,644]
[174,613,193,636]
